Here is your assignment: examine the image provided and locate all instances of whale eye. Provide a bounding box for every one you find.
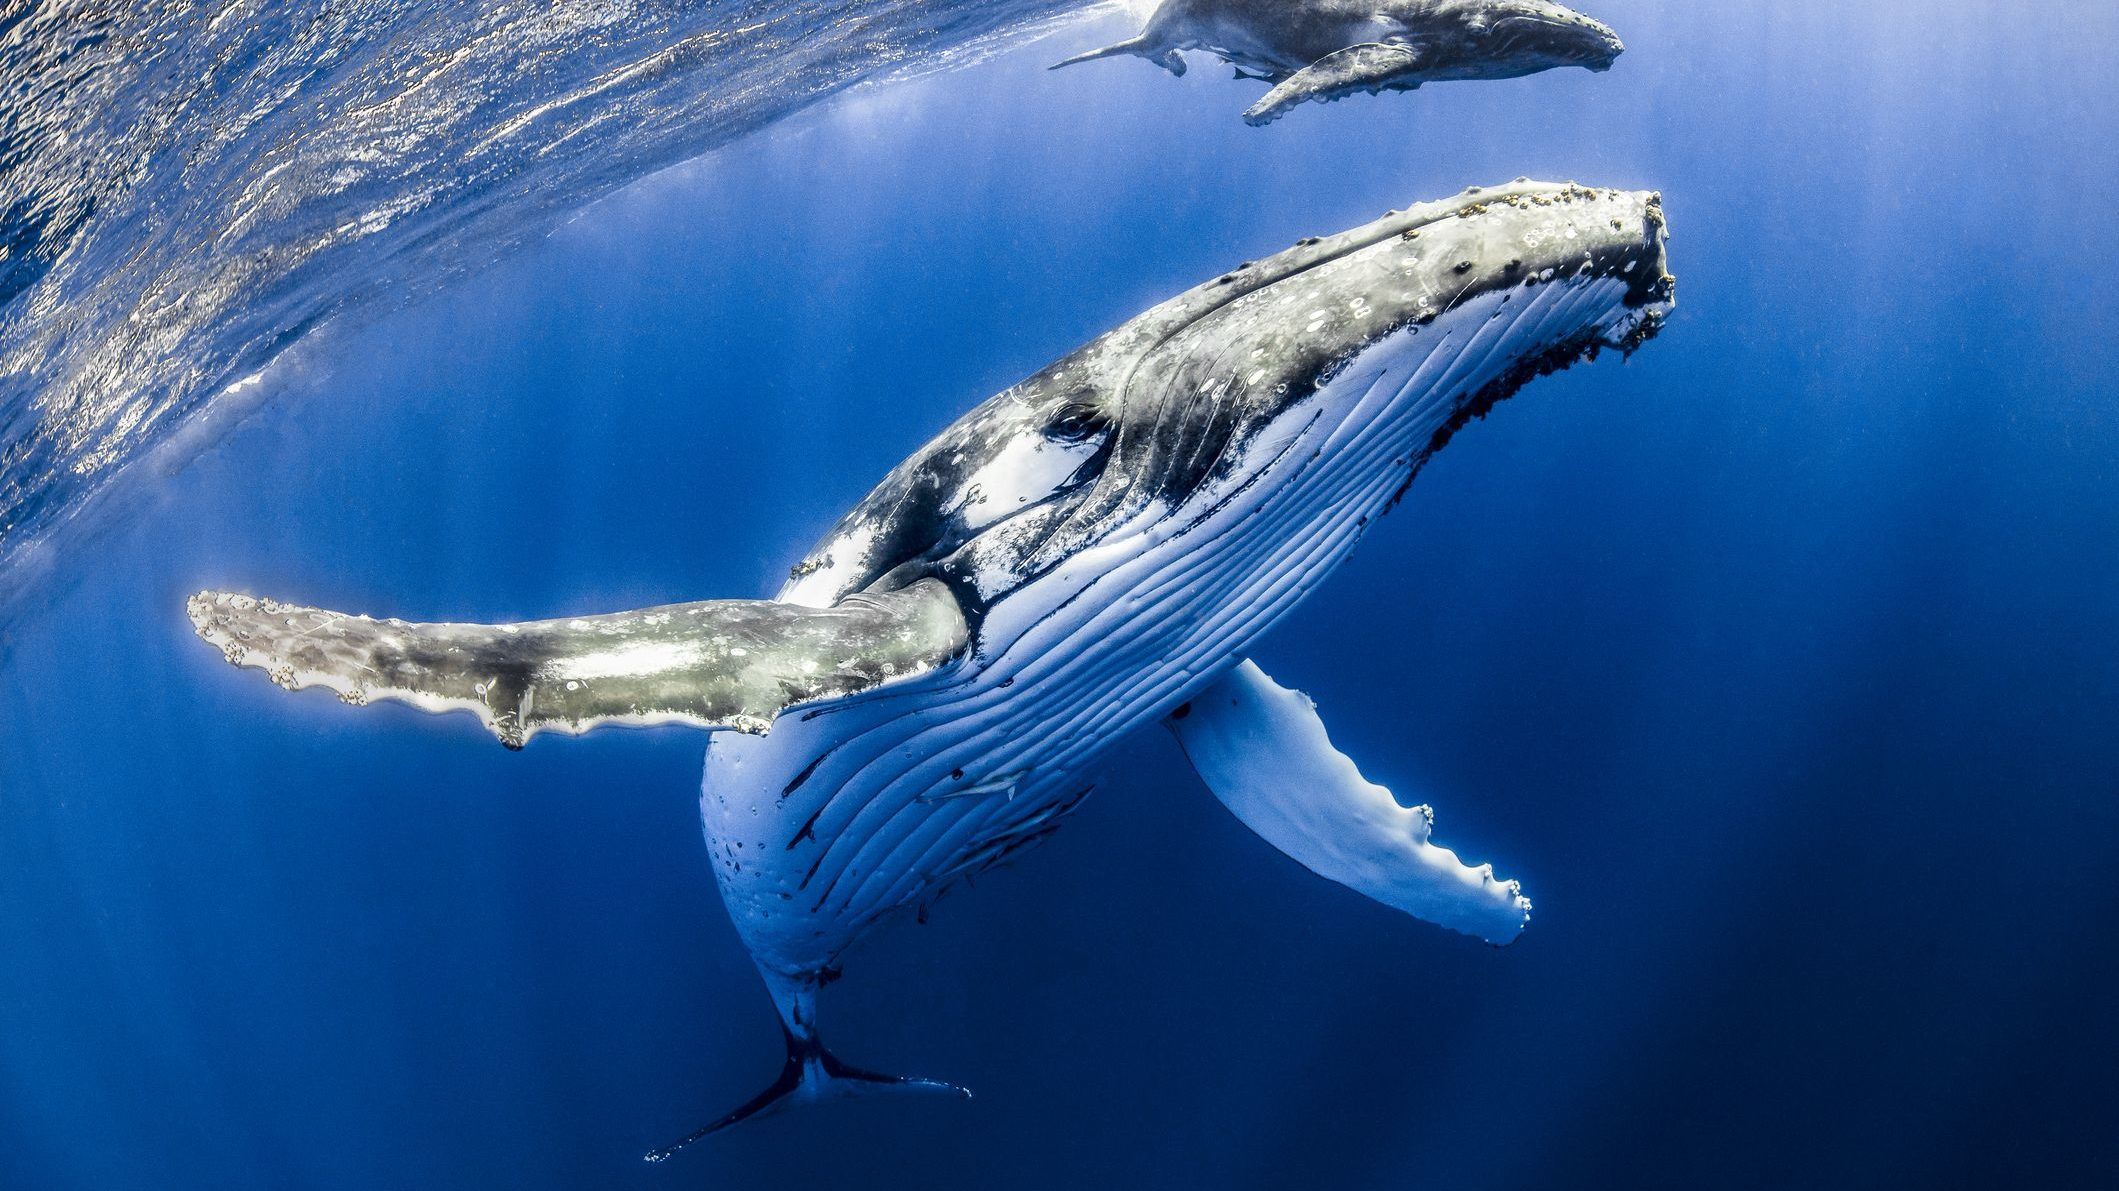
[1044,402,1108,444]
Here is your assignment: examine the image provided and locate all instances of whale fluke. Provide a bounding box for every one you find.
[186,580,968,748]
[645,982,968,1161]
[643,1030,969,1161]
[1049,36,1186,77]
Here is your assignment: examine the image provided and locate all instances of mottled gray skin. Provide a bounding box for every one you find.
[190,181,1674,1156]
[1051,0,1623,124]
[187,583,968,747]
[777,180,1668,620]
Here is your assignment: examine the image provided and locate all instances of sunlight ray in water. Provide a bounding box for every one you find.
[0,0,1088,606]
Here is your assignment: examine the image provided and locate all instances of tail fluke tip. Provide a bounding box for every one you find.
[644,1047,970,1163]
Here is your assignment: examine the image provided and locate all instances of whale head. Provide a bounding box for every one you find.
[1442,0,1626,75]
[782,181,1672,637]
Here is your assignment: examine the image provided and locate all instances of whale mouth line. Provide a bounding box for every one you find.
[1487,14,1624,64]
[1424,315,1661,467]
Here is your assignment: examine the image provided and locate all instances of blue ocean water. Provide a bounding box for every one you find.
[4,1,2117,1186]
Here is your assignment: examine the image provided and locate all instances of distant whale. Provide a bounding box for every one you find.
[188,180,1673,1159]
[1051,0,1624,125]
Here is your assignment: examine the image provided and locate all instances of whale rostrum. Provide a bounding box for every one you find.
[189,180,1674,1156]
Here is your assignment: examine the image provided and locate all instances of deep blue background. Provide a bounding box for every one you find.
[5,2,2118,1186]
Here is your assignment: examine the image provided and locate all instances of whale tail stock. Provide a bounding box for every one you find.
[1048,36,1187,77]
[644,978,969,1163]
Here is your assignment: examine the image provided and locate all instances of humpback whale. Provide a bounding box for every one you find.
[187,179,1674,1158]
[1051,0,1624,125]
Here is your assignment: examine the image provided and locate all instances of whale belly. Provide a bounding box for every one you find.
[698,485,1372,978]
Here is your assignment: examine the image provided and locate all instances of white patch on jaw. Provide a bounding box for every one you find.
[775,427,1102,610]
[779,521,878,607]
[949,434,1099,532]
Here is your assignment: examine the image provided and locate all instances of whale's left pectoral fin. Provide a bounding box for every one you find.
[1166,660,1531,945]
[1241,43,1424,126]
[186,579,968,749]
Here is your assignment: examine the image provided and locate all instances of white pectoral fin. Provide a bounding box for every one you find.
[1167,659,1531,945]
[186,578,968,749]
[1241,43,1423,126]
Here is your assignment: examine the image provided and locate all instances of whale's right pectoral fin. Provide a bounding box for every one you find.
[1241,42,1424,126]
[185,579,968,749]
[1166,660,1531,945]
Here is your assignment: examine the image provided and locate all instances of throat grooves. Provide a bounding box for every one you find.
[716,277,1623,961]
